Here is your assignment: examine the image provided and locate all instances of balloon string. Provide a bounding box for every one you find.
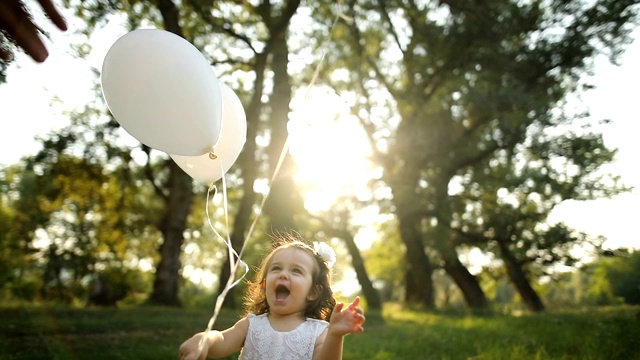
[198,162,249,359]
[238,2,349,261]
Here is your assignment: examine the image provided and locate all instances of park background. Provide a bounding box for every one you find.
[1,1,639,359]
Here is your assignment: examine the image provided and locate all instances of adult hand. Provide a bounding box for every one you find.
[0,0,68,63]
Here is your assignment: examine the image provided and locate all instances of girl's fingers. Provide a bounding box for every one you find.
[350,296,361,309]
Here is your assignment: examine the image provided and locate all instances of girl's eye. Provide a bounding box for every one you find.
[292,268,302,274]
[270,266,281,272]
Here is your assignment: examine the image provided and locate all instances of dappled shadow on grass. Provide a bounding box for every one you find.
[0,305,241,360]
[0,304,638,360]
[343,304,640,360]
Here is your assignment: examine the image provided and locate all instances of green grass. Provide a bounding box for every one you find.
[0,304,638,359]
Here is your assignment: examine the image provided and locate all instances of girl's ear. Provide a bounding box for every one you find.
[306,285,322,301]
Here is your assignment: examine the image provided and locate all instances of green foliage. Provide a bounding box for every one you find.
[363,221,405,302]
[98,266,152,305]
[0,132,163,303]
[0,167,18,289]
[586,250,640,305]
[538,250,640,309]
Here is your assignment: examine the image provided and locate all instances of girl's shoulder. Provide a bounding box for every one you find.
[232,315,251,331]
[246,313,325,324]
[246,313,267,321]
[305,317,329,326]
[304,317,329,336]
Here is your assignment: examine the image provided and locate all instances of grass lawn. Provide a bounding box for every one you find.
[0,303,638,359]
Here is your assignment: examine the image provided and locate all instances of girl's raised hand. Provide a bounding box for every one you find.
[178,333,208,360]
[328,296,366,336]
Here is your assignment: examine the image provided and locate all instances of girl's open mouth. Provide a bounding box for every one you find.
[275,284,290,300]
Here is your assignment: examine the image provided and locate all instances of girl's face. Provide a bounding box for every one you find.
[264,247,317,317]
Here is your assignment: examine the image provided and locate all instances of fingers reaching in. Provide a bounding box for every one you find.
[0,46,13,62]
[0,0,67,63]
[36,0,67,30]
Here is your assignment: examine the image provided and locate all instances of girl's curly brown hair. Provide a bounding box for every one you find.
[243,235,336,321]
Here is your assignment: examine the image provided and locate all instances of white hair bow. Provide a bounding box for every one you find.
[313,241,336,268]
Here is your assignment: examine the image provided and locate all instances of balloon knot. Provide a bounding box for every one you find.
[209,151,217,160]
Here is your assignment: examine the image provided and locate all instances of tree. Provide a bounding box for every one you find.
[309,203,383,310]
[319,0,638,310]
[181,0,305,308]
[0,164,38,299]
[59,0,309,307]
[448,121,626,311]
[0,117,163,303]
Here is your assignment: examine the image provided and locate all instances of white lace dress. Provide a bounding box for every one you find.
[238,313,329,360]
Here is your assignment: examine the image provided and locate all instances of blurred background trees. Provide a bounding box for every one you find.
[0,0,638,313]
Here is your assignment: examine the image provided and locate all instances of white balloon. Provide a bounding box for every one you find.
[101,29,223,156]
[171,83,247,185]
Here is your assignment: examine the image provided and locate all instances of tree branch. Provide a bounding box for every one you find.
[141,145,168,201]
[377,0,405,54]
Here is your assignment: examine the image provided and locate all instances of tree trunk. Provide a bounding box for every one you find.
[388,163,436,309]
[397,214,435,309]
[150,162,193,306]
[442,253,489,310]
[432,175,489,311]
[263,28,299,232]
[147,0,192,307]
[498,240,545,312]
[342,234,382,310]
[217,0,301,305]
[319,219,383,311]
[155,0,183,37]
[217,51,269,309]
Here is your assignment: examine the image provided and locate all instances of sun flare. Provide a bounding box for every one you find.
[287,87,374,212]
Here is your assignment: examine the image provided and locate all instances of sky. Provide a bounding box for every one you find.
[0,7,638,252]
[547,30,640,251]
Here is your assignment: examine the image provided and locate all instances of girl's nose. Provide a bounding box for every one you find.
[279,271,288,279]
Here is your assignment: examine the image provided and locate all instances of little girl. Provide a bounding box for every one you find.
[178,237,366,360]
